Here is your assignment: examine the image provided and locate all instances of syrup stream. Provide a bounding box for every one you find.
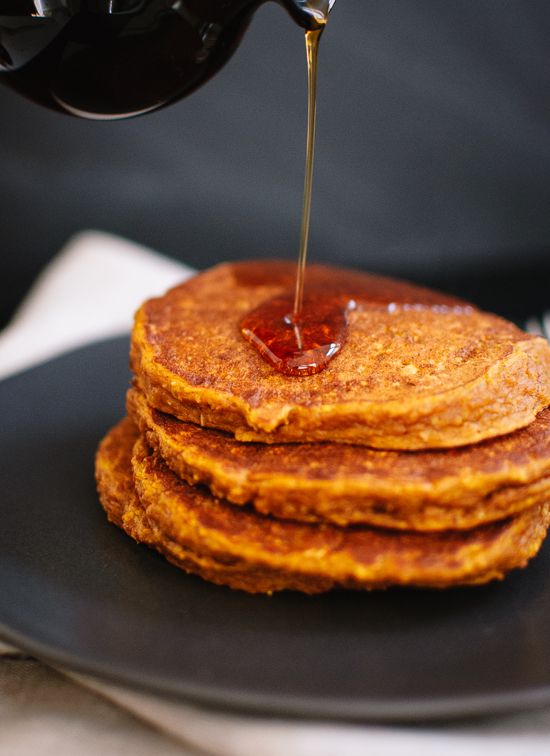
[240,11,346,377]
[293,26,324,324]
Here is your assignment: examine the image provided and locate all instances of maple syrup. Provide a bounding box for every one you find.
[293,27,323,319]
[241,15,349,376]
[241,288,357,376]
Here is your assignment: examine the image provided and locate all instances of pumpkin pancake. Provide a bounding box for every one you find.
[95,419,550,594]
[95,417,156,542]
[130,261,550,450]
[127,387,550,531]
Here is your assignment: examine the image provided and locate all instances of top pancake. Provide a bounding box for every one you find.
[131,261,550,449]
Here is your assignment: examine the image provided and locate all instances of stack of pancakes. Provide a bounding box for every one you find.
[96,261,550,593]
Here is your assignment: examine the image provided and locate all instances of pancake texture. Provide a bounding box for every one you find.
[96,419,550,594]
[130,261,550,450]
[127,387,550,531]
[96,261,550,594]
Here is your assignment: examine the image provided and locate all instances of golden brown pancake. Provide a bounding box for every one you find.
[127,387,550,531]
[130,261,550,450]
[94,417,156,543]
[95,418,550,594]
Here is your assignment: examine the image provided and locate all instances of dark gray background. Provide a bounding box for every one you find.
[2,0,550,326]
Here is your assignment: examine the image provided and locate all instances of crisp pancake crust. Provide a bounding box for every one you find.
[127,388,550,531]
[95,419,550,594]
[130,261,550,450]
[95,417,156,544]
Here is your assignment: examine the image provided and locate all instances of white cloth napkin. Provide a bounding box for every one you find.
[2,230,550,756]
[0,230,191,380]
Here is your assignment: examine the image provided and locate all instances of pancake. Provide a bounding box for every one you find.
[94,417,156,543]
[95,419,550,594]
[127,387,550,531]
[130,261,550,450]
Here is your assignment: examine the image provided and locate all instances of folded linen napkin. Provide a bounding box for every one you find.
[2,230,550,756]
[0,230,192,380]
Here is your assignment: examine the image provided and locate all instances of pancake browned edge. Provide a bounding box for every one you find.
[127,388,550,532]
[130,261,550,450]
[95,418,550,594]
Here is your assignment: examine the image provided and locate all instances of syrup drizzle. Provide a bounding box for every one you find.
[241,12,349,377]
[293,26,322,321]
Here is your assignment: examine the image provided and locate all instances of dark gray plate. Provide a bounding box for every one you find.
[2,337,550,721]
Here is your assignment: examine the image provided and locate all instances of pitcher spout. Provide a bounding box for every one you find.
[277,0,333,30]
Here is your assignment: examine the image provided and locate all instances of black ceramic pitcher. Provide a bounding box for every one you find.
[0,0,331,119]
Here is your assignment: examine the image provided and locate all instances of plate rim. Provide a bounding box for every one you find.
[3,621,550,722]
